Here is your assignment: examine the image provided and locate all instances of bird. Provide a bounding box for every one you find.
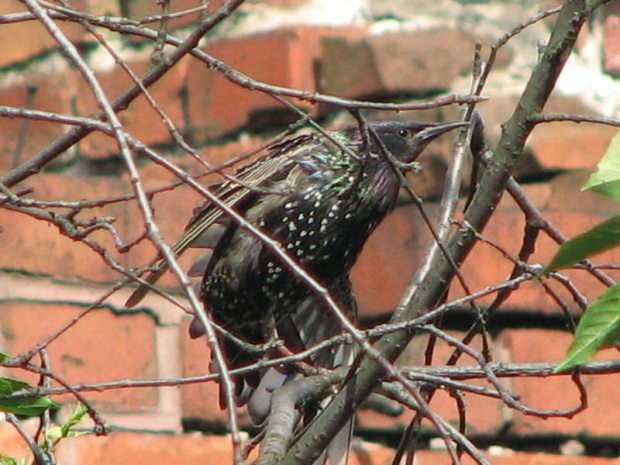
[126,119,466,463]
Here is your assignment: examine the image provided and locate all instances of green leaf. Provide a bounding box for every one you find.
[0,395,60,416]
[541,214,620,275]
[0,352,14,363]
[0,456,26,465]
[63,403,88,434]
[0,377,32,396]
[46,403,89,440]
[0,456,19,465]
[555,284,620,372]
[51,426,90,440]
[46,425,89,440]
[582,132,620,202]
[0,377,60,416]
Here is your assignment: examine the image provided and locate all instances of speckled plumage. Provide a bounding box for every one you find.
[126,120,465,404]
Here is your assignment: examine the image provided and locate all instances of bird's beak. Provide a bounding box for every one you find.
[418,121,469,142]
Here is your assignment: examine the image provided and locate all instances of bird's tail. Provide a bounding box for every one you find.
[288,280,357,465]
[324,341,356,465]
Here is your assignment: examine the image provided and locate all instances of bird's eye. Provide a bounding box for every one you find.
[397,128,413,139]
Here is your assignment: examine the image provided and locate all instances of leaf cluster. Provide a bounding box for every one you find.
[542,133,620,372]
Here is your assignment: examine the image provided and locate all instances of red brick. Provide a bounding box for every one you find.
[179,317,247,425]
[0,133,326,290]
[448,184,620,316]
[185,26,365,142]
[528,120,618,171]
[0,1,87,68]
[51,432,620,464]
[59,432,402,465]
[186,29,315,141]
[499,329,620,438]
[357,331,506,437]
[0,173,133,282]
[417,332,507,436]
[8,427,411,465]
[477,96,616,177]
[352,205,430,318]
[0,206,119,282]
[76,58,188,158]
[61,431,247,465]
[0,171,225,285]
[318,32,378,99]
[454,450,619,465]
[134,135,262,187]
[0,301,158,410]
[124,181,228,289]
[474,96,547,179]
[0,72,79,172]
[0,419,39,460]
[320,30,478,97]
[544,171,620,214]
[353,173,620,319]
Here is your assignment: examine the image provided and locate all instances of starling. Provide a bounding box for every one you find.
[126,119,465,455]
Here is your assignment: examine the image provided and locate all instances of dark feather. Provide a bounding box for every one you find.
[125,120,466,464]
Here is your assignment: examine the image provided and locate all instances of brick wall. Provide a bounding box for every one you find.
[1,0,620,464]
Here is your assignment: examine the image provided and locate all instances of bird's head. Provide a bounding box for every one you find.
[349,120,468,164]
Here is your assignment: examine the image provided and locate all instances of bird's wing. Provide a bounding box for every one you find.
[125,133,320,308]
[124,180,239,308]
